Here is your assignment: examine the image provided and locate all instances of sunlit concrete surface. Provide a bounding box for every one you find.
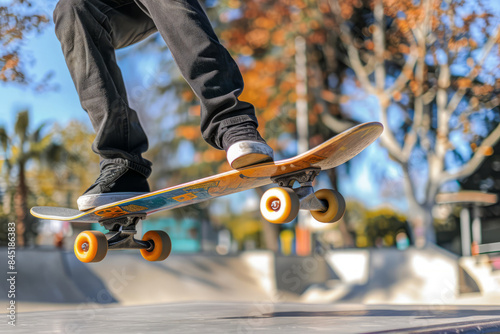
[10,302,500,334]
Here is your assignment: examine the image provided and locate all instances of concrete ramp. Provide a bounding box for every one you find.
[0,249,281,311]
[84,251,277,305]
[302,246,481,304]
[0,246,488,312]
[0,249,116,305]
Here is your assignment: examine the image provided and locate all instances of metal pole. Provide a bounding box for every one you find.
[295,36,311,255]
[471,206,482,245]
[295,36,308,155]
[460,207,471,256]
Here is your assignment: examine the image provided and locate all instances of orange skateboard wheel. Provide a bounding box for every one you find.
[310,189,346,223]
[74,231,108,263]
[260,187,300,224]
[140,231,172,262]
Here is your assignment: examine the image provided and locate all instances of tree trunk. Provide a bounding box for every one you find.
[423,205,437,245]
[14,162,28,247]
[401,163,437,246]
[407,201,436,247]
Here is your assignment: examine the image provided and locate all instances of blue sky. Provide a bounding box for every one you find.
[1,19,89,129]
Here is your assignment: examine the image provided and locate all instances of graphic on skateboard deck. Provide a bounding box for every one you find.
[31,122,383,263]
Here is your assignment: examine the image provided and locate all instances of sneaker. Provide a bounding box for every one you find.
[222,122,274,169]
[77,161,150,211]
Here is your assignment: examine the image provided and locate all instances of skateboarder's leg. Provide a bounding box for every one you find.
[135,0,274,168]
[53,0,153,173]
[54,0,156,210]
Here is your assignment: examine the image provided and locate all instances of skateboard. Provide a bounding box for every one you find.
[31,122,383,263]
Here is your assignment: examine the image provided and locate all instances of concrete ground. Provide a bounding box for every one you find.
[10,302,500,334]
[3,248,500,333]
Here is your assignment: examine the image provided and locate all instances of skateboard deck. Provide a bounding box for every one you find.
[31,122,383,223]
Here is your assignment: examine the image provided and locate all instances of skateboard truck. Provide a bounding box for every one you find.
[294,186,328,212]
[271,167,327,212]
[261,167,345,224]
[99,214,152,251]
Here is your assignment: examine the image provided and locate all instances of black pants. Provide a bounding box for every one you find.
[53,0,257,175]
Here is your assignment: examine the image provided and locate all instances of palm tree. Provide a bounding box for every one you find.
[0,110,66,246]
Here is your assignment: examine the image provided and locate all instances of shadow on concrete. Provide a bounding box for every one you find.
[221,307,500,320]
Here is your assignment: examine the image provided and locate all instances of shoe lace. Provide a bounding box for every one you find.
[225,122,260,142]
[94,164,124,185]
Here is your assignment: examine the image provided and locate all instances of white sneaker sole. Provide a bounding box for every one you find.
[226,141,274,169]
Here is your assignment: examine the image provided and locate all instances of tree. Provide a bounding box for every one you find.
[0,110,67,246]
[322,0,500,245]
[215,0,354,142]
[344,201,411,248]
[0,0,52,85]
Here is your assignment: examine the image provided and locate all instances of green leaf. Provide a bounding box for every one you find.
[30,122,47,142]
[0,127,9,153]
[14,110,29,144]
